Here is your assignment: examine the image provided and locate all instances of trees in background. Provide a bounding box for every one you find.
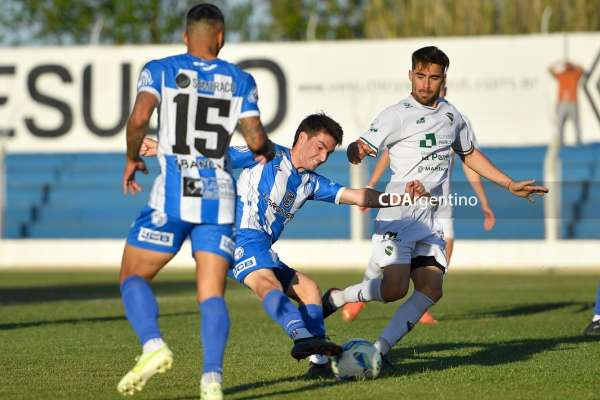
[1,0,599,46]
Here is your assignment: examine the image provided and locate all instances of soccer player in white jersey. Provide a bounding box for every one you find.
[342,86,496,323]
[322,46,548,358]
[117,5,273,400]
[227,113,425,377]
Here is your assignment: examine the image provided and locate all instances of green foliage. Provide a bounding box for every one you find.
[0,269,598,399]
[1,0,599,45]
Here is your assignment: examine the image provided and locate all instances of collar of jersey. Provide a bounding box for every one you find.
[281,147,307,176]
[185,53,222,64]
[409,94,440,110]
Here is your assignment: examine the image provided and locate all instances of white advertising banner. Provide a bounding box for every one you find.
[0,33,599,152]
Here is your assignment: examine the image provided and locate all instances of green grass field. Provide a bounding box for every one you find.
[0,269,598,400]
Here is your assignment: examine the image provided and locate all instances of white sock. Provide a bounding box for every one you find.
[378,291,434,353]
[332,278,384,307]
[363,258,383,281]
[201,372,222,385]
[374,337,391,356]
[593,315,600,322]
[309,354,329,365]
[142,338,165,354]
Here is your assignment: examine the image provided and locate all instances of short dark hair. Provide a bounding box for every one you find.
[293,113,344,146]
[186,3,225,28]
[412,46,450,72]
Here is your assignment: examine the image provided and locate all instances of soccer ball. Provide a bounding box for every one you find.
[331,338,382,380]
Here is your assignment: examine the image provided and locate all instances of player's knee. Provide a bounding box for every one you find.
[380,282,409,302]
[419,286,443,303]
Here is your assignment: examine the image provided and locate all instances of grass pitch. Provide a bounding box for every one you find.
[0,269,598,400]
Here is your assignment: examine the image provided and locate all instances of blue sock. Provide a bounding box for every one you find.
[595,284,600,316]
[299,304,325,337]
[120,275,161,345]
[262,289,309,339]
[199,297,230,374]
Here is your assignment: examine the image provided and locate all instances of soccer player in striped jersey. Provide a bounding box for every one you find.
[117,4,273,399]
[227,113,425,376]
[322,46,548,359]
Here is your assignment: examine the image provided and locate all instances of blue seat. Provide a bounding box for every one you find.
[27,219,131,239]
[573,219,600,239]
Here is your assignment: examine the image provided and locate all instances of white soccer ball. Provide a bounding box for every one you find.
[331,338,382,380]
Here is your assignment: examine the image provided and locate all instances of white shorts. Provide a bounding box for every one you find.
[438,217,454,239]
[371,220,448,271]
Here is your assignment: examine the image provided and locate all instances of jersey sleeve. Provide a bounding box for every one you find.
[309,173,345,204]
[359,106,398,155]
[452,114,475,155]
[239,73,260,119]
[227,146,257,169]
[462,114,480,149]
[136,60,162,101]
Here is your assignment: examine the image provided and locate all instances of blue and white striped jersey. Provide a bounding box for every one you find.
[229,145,345,244]
[137,53,260,224]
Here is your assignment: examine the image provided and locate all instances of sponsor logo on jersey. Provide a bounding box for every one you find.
[151,210,168,227]
[403,102,411,108]
[219,235,234,256]
[193,61,218,72]
[416,117,426,124]
[183,177,203,197]
[282,191,296,208]
[177,159,217,170]
[234,246,244,261]
[262,194,295,220]
[383,231,398,241]
[303,175,316,196]
[418,164,448,173]
[421,152,451,161]
[233,256,257,277]
[445,112,454,124]
[193,79,236,94]
[419,133,437,148]
[138,227,174,247]
[176,73,191,88]
[137,69,153,90]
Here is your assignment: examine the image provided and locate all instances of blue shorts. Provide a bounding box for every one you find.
[229,229,296,290]
[127,206,234,262]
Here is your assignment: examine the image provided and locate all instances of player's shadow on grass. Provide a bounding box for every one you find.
[0,280,201,304]
[157,375,345,400]
[445,301,593,320]
[0,311,196,331]
[384,334,597,377]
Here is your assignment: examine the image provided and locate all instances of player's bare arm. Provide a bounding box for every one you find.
[346,139,376,164]
[238,116,275,163]
[339,180,426,207]
[461,148,549,200]
[462,162,496,230]
[122,92,156,195]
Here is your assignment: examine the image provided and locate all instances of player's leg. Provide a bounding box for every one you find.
[341,256,383,322]
[323,233,414,318]
[374,238,447,356]
[278,268,335,378]
[191,224,234,400]
[244,268,341,359]
[583,283,600,335]
[118,207,188,395]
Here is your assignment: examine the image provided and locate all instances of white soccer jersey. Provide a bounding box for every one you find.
[137,53,260,224]
[360,95,474,223]
[437,113,480,220]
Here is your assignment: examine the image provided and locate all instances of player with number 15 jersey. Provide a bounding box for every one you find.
[139,53,260,225]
